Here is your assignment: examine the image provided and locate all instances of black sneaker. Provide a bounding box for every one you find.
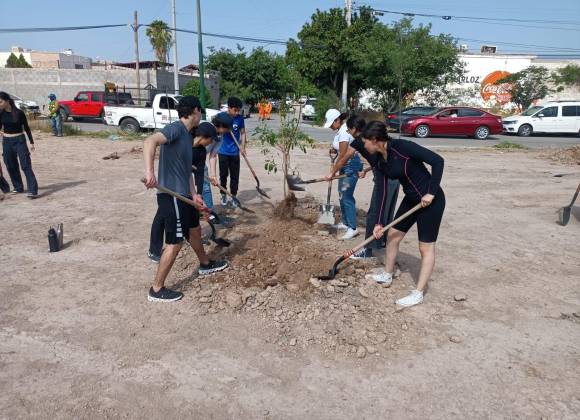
[148,287,183,302]
[147,251,161,263]
[198,260,228,275]
[351,247,373,260]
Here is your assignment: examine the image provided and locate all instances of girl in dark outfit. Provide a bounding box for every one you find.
[362,121,445,307]
[0,91,38,198]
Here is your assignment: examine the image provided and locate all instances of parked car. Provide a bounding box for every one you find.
[386,106,439,131]
[502,101,580,136]
[302,98,317,120]
[105,93,218,133]
[401,107,503,140]
[9,94,40,116]
[60,91,134,121]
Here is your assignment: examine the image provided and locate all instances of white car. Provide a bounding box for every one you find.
[302,98,317,120]
[503,101,580,136]
[105,93,218,133]
[10,94,40,116]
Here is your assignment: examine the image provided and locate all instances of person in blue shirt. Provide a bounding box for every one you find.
[217,97,247,208]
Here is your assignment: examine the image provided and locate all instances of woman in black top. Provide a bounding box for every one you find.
[362,121,445,308]
[0,91,38,197]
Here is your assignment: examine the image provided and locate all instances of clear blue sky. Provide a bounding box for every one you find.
[1,0,579,65]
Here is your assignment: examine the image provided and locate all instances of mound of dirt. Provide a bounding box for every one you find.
[171,197,429,356]
[541,146,580,165]
[273,192,298,219]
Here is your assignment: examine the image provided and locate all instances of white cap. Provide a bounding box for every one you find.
[323,108,341,128]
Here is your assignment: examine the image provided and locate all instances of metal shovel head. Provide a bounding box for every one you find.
[317,204,335,225]
[286,174,306,192]
[558,206,571,226]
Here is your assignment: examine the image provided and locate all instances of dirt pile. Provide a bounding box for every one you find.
[541,146,580,165]
[171,198,427,356]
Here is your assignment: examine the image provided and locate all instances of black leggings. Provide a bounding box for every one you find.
[392,188,445,243]
[218,154,240,196]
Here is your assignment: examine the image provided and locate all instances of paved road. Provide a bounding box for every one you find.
[68,115,579,149]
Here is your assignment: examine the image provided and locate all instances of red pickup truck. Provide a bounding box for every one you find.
[60,91,133,121]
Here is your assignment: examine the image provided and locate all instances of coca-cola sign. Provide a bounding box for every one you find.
[480,70,512,104]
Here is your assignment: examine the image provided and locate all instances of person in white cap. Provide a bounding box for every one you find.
[323,108,363,240]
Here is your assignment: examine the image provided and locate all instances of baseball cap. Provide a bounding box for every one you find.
[196,121,218,142]
[324,109,341,128]
[48,93,56,100]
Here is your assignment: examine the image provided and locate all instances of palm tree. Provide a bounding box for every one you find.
[146,20,172,66]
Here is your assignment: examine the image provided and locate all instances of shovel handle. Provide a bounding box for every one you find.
[192,164,233,198]
[301,174,347,184]
[569,182,580,208]
[230,131,259,179]
[342,202,424,259]
[141,178,204,211]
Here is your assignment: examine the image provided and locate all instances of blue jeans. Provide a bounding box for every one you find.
[50,115,62,136]
[338,154,363,230]
[202,166,214,210]
[2,135,38,194]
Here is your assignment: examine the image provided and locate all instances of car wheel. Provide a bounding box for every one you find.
[517,124,532,137]
[415,124,430,138]
[120,117,140,134]
[99,110,105,120]
[474,126,490,140]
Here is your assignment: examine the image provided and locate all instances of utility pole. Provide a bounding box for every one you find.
[196,0,206,118]
[341,0,352,110]
[132,11,141,105]
[171,0,179,94]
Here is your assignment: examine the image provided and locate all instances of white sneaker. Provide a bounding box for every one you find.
[396,290,424,307]
[334,222,349,230]
[230,197,239,208]
[340,228,359,240]
[365,270,392,285]
[220,195,228,206]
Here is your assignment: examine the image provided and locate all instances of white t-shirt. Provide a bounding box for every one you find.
[332,123,353,151]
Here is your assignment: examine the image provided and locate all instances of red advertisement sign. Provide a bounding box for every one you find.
[480,70,512,104]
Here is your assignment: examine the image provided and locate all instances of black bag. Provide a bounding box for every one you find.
[0,175,10,194]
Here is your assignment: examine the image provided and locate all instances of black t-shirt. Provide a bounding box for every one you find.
[0,108,34,143]
[192,145,207,193]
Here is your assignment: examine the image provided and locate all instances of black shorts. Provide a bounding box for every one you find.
[392,188,445,243]
[156,193,200,244]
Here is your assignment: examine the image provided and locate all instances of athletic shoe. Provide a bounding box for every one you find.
[351,247,373,260]
[147,251,160,263]
[208,214,217,223]
[11,189,23,194]
[365,270,393,285]
[396,290,424,307]
[198,259,228,275]
[148,287,183,302]
[334,222,348,230]
[220,195,228,206]
[27,192,38,199]
[230,197,239,209]
[340,228,359,240]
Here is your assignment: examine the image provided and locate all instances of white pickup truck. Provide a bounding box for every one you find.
[104,93,218,133]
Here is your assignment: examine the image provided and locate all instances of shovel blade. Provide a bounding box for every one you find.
[286,175,305,192]
[317,204,335,225]
[558,206,571,226]
[257,187,270,198]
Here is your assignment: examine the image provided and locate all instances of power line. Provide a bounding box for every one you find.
[0,24,127,33]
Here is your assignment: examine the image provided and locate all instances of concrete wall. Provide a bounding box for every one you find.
[0,68,220,111]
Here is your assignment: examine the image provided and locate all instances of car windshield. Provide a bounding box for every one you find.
[521,106,543,116]
[305,99,316,105]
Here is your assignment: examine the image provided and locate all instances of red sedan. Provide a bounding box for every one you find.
[401,107,503,140]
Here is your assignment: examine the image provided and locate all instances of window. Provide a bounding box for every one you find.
[536,106,557,118]
[91,93,102,102]
[76,93,89,102]
[562,106,579,117]
[522,106,543,116]
[74,64,84,69]
[458,108,484,117]
[438,109,459,118]
[159,96,177,110]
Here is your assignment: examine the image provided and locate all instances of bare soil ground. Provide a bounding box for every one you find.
[1,133,579,419]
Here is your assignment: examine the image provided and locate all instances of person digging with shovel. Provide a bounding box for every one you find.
[144,96,228,302]
[361,121,445,308]
[324,109,363,240]
[323,114,401,260]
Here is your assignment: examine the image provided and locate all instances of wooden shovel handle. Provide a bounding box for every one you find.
[342,202,424,258]
[192,164,234,198]
[230,131,259,179]
[141,178,199,208]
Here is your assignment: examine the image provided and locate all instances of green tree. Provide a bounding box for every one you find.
[146,20,172,65]
[496,66,553,110]
[254,103,315,199]
[5,53,33,68]
[181,78,214,108]
[17,54,32,68]
[285,7,378,103]
[552,64,580,87]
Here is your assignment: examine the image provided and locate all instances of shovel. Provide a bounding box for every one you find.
[192,165,255,213]
[317,203,423,280]
[230,131,270,198]
[286,173,347,192]
[140,179,231,247]
[558,182,580,226]
[317,152,338,225]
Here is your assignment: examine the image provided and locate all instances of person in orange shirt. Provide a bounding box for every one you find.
[265,100,272,120]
